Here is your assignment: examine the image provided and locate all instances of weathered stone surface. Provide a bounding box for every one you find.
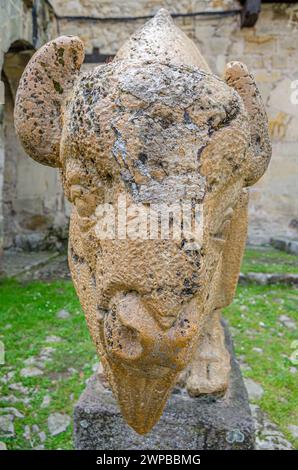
[74,324,255,450]
[23,425,31,440]
[0,415,15,437]
[239,272,298,286]
[270,237,298,256]
[0,407,24,419]
[0,251,59,280]
[38,431,46,443]
[41,395,51,408]
[56,309,71,319]
[250,404,293,450]
[20,366,43,378]
[45,336,62,343]
[1,2,297,254]
[244,378,264,401]
[15,9,271,435]
[279,314,296,330]
[47,413,71,436]
[8,383,30,394]
[288,424,298,439]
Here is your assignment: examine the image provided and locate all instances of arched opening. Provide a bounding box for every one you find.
[1,40,68,252]
[1,41,35,249]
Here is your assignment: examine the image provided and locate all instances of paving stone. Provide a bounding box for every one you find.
[0,415,15,437]
[32,424,40,433]
[45,336,62,343]
[48,413,71,436]
[41,395,51,408]
[56,309,71,319]
[20,366,43,378]
[244,378,264,401]
[23,425,31,440]
[39,347,55,357]
[0,371,15,384]
[23,357,37,366]
[239,272,298,286]
[279,315,296,330]
[38,431,47,443]
[288,424,298,439]
[1,407,24,418]
[250,405,293,450]
[9,383,30,394]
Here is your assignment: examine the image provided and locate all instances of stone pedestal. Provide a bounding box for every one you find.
[74,324,255,450]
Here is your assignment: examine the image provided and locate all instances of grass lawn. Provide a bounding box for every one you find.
[224,284,298,449]
[0,280,96,449]
[0,246,297,449]
[242,246,298,274]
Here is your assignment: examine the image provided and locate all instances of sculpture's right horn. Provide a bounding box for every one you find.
[14,36,84,168]
[224,61,272,186]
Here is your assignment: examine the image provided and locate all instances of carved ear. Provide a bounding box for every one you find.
[14,36,85,168]
[224,61,272,186]
[218,189,248,309]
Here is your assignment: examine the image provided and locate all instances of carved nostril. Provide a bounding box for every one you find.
[104,307,143,361]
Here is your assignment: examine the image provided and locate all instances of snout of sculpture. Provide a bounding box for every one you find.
[105,291,199,371]
[103,291,201,433]
[14,9,271,434]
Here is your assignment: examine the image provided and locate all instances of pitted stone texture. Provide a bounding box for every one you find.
[14,36,85,167]
[115,8,210,71]
[15,9,271,434]
[250,405,293,450]
[74,324,255,450]
[1,2,297,257]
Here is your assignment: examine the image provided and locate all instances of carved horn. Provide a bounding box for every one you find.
[14,36,85,168]
[224,61,272,186]
[115,8,210,72]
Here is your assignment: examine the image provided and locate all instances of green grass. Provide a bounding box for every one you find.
[0,246,297,449]
[224,284,298,449]
[0,280,96,449]
[242,246,298,274]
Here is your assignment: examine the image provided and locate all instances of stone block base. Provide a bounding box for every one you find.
[74,324,255,450]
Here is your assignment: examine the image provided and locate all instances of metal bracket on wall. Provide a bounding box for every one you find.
[240,0,261,27]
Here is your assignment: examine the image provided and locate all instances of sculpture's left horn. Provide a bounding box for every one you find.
[14,36,84,168]
[224,61,272,186]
